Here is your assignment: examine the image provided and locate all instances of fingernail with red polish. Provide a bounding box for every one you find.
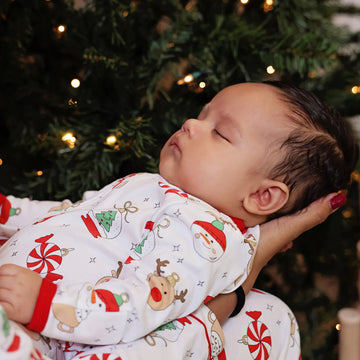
[330,193,347,210]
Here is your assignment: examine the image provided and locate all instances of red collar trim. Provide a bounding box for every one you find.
[230,217,247,234]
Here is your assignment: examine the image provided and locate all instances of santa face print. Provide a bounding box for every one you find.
[192,220,226,262]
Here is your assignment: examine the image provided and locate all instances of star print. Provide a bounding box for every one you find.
[134,266,140,272]
[197,281,205,287]
[11,252,18,257]
[267,304,273,311]
[177,258,184,263]
[127,318,133,323]
[106,325,116,333]
[277,320,281,326]
[89,257,96,263]
[10,240,17,246]
[174,209,181,217]
[185,350,194,357]
[173,244,180,251]
[144,197,150,202]
[61,224,70,227]
[130,243,138,250]
[154,202,160,208]
[131,311,139,320]
[222,272,228,278]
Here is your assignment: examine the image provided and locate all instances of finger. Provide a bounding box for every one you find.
[259,192,346,262]
[0,263,24,276]
[0,274,19,290]
[0,301,15,319]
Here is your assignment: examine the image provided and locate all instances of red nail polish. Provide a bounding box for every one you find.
[329,193,347,210]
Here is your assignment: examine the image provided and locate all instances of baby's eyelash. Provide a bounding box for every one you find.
[214,129,228,141]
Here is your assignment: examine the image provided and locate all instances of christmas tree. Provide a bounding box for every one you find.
[0,0,359,358]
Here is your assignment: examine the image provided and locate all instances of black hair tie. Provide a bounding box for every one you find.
[229,286,245,318]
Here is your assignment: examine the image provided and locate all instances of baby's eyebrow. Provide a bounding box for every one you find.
[220,111,242,138]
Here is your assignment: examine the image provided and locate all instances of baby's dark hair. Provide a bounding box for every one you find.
[264,81,359,216]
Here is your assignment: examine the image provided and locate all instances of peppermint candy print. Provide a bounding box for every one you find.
[78,354,122,360]
[26,234,73,280]
[241,311,272,360]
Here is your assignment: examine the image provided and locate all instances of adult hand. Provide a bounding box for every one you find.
[242,192,346,293]
[0,264,42,324]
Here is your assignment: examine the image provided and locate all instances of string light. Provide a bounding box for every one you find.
[240,0,249,4]
[0,158,3,166]
[62,132,77,148]
[71,78,80,88]
[184,74,194,83]
[177,71,207,86]
[266,65,276,74]
[106,135,117,146]
[199,82,206,89]
[57,25,66,33]
[336,323,341,331]
[351,86,359,94]
[68,98,78,106]
[36,170,44,176]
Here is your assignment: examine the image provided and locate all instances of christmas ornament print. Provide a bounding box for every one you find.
[82,201,138,239]
[26,234,73,280]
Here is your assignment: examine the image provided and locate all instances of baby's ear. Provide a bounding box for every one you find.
[243,180,289,216]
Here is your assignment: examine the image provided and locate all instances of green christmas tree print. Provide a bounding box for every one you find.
[96,211,117,232]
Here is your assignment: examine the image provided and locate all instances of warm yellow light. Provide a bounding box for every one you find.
[342,209,352,218]
[351,86,359,94]
[199,82,206,89]
[57,25,66,33]
[184,74,194,83]
[71,78,80,88]
[336,323,341,331]
[0,158,3,166]
[106,135,117,145]
[240,0,249,4]
[36,170,44,176]
[68,98,78,106]
[266,65,276,74]
[62,133,73,142]
[265,0,273,5]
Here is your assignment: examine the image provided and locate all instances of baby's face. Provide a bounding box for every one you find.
[159,83,292,218]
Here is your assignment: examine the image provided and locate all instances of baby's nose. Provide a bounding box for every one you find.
[182,118,200,138]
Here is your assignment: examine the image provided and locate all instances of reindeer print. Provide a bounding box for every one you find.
[147,258,188,311]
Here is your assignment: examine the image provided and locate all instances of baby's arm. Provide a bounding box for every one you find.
[0,194,72,238]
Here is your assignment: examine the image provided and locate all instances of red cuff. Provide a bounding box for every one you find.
[0,194,11,224]
[26,278,57,333]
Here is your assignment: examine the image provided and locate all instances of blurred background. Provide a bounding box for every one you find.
[0,0,359,358]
